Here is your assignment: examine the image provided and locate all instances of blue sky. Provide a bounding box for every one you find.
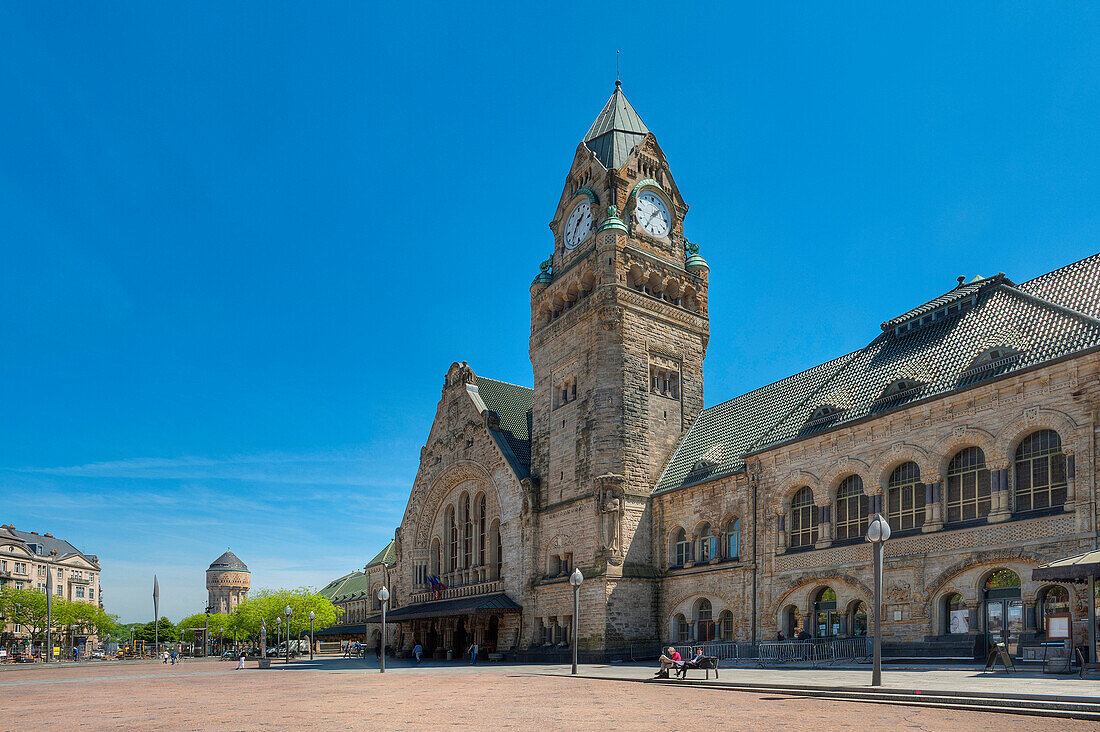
[2,4,1098,622]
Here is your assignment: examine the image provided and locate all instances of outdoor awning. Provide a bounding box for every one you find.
[1032,550,1100,581]
[366,592,521,623]
[314,624,369,636]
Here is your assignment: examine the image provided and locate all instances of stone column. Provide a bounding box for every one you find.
[815,502,833,549]
[988,462,1012,523]
[776,510,787,555]
[868,489,883,517]
[922,476,944,532]
[1063,447,1077,510]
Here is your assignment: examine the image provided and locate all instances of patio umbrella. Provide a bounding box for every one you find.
[1032,550,1100,663]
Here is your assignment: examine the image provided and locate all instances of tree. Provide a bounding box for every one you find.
[134,617,179,643]
[229,587,341,640]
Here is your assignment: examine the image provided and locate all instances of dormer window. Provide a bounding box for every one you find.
[872,379,924,410]
[806,404,844,428]
[961,347,1022,382]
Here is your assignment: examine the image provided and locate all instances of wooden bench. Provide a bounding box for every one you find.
[487,652,505,662]
[675,656,720,680]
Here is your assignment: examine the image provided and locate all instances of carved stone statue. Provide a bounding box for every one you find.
[599,486,624,554]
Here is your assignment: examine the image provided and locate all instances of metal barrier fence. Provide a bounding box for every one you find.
[756,637,872,668]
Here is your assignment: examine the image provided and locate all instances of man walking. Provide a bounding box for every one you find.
[467,641,479,665]
[413,643,423,664]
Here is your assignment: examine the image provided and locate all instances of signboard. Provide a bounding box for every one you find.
[1046,613,1072,640]
[984,642,1016,673]
[949,609,969,634]
[53,647,60,657]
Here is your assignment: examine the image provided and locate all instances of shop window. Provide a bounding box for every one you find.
[1040,586,1070,635]
[719,610,734,642]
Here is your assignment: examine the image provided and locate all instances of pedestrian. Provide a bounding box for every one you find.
[236,652,246,670]
[170,648,178,665]
[467,641,479,665]
[163,650,170,664]
[413,643,423,664]
[775,630,785,641]
[72,647,79,662]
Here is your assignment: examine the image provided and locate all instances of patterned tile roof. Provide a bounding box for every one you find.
[4,527,94,564]
[583,84,649,170]
[318,569,370,603]
[208,548,248,572]
[655,253,1100,494]
[366,540,396,568]
[473,375,533,478]
[880,275,1003,330]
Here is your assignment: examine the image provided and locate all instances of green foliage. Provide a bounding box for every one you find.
[134,617,179,643]
[227,587,342,639]
[0,586,121,641]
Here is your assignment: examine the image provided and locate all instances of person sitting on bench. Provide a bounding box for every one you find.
[654,647,681,678]
[676,648,706,678]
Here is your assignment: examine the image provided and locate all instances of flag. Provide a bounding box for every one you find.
[428,575,447,599]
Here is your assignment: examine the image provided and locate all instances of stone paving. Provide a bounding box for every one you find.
[0,657,1097,730]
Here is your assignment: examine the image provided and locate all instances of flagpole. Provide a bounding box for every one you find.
[153,575,160,657]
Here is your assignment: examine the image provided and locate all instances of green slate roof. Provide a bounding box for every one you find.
[367,540,396,568]
[318,570,370,603]
[473,375,533,478]
[655,252,1100,494]
[584,83,649,170]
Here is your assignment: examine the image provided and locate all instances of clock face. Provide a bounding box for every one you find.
[563,200,592,250]
[636,190,672,238]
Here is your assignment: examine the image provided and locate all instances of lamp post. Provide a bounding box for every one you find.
[284,606,292,664]
[276,616,282,660]
[45,570,53,664]
[865,513,891,687]
[204,606,211,658]
[308,611,316,661]
[569,568,584,675]
[153,575,159,658]
[378,586,390,674]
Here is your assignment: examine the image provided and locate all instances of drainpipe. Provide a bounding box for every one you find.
[751,469,759,647]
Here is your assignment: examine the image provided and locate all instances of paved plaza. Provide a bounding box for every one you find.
[2,658,1099,730]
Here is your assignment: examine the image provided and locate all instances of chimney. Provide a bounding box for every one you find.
[44,533,53,538]
[956,276,965,287]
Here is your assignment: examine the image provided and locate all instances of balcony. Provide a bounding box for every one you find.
[410,579,502,605]
[68,576,90,585]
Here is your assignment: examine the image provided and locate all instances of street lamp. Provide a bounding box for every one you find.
[204,606,211,659]
[308,611,316,661]
[284,606,292,664]
[378,586,390,674]
[276,616,282,660]
[865,513,891,687]
[569,568,584,675]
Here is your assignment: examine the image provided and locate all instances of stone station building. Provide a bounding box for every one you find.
[352,84,1100,660]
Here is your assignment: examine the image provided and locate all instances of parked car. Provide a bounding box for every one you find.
[89,650,107,660]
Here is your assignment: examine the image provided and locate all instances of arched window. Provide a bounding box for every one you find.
[719,610,734,642]
[462,496,473,569]
[1040,586,1070,635]
[477,494,487,564]
[446,506,458,572]
[849,601,868,637]
[947,447,991,523]
[672,528,690,567]
[675,613,690,643]
[695,599,714,641]
[887,462,924,531]
[944,593,967,634]
[430,538,441,577]
[1015,430,1067,513]
[494,526,503,579]
[725,517,741,561]
[697,524,716,563]
[834,475,868,541]
[789,488,818,548]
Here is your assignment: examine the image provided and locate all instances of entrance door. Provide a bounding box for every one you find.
[487,617,499,653]
[984,569,1023,654]
[453,620,467,656]
[813,587,838,638]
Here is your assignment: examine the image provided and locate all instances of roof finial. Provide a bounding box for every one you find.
[957,276,966,287]
[616,50,621,88]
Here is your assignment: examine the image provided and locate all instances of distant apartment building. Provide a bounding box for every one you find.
[0,524,103,651]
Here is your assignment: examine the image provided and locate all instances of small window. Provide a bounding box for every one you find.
[725,518,741,561]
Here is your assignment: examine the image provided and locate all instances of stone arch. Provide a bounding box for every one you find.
[922,549,1046,604]
[994,408,1080,460]
[869,443,936,489]
[767,573,873,635]
[773,470,821,510]
[930,427,999,478]
[817,460,872,502]
[413,461,499,547]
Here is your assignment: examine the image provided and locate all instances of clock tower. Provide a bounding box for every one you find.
[529,83,710,651]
